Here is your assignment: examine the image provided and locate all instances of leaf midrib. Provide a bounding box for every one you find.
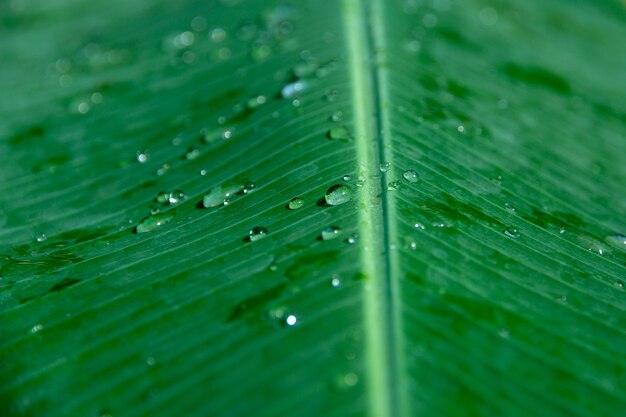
[343,1,407,416]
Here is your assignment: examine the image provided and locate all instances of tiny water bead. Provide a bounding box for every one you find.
[325,184,354,206]
[285,314,297,326]
[136,211,175,234]
[379,161,391,172]
[503,227,520,239]
[246,95,267,109]
[402,169,419,183]
[136,150,150,163]
[185,148,200,160]
[331,275,341,287]
[249,227,268,242]
[328,126,350,141]
[342,175,351,181]
[321,226,341,240]
[242,181,256,194]
[288,197,304,210]
[346,233,359,244]
[35,234,47,243]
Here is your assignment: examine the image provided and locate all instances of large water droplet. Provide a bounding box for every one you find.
[402,170,419,183]
[281,80,305,99]
[288,197,304,210]
[249,227,268,242]
[325,184,354,206]
[321,226,341,240]
[203,183,244,208]
[136,212,174,233]
[328,126,350,141]
[605,234,626,252]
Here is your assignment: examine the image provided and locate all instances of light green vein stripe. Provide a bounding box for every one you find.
[343,0,407,416]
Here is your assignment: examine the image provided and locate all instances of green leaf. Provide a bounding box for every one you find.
[1,0,625,416]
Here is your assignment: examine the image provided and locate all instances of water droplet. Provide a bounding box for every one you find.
[379,162,391,172]
[156,163,170,176]
[246,95,267,109]
[136,212,175,234]
[346,233,359,244]
[328,126,350,141]
[330,111,343,122]
[387,180,402,191]
[136,150,149,163]
[498,328,510,338]
[414,223,425,230]
[605,234,626,252]
[356,175,366,187]
[281,80,305,99]
[505,202,516,213]
[331,275,341,287]
[288,197,304,210]
[210,27,227,42]
[200,169,207,176]
[249,227,268,242]
[146,357,156,366]
[324,88,339,102]
[407,241,417,250]
[402,170,419,183]
[222,128,233,140]
[35,234,47,243]
[285,314,297,326]
[342,175,351,181]
[185,148,200,160]
[578,235,609,255]
[167,190,185,205]
[503,227,520,239]
[203,183,244,208]
[321,226,341,240]
[614,281,624,289]
[30,323,44,334]
[325,184,354,206]
[329,371,359,391]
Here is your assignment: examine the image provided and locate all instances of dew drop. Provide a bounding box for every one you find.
[249,226,268,242]
[285,314,297,326]
[167,190,185,205]
[402,169,419,183]
[30,323,44,334]
[356,175,366,187]
[342,175,351,181]
[325,184,354,206]
[605,234,626,252]
[321,226,342,241]
[379,162,391,172]
[203,183,244,208]
[185,148,200,160]
[331,275,341,287]
[614,281,624,289]
[330,371,359,391]
[414,222,425,230]
[246,95,267,109]
[387,180,402,191]
[288,197,304,210]
[503,227,520,239]
[346,233,359,244]
[156,163,170,176]
[243,182,256,194]
[136,211,174,234]
[330,111,343,122]
[327,126,350,141]
[578,235,609,256]
[35,234,47,243]
[281,80,305,99]
[136,150,150,163]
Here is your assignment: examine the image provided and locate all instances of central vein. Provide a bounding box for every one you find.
[343,0,407,416]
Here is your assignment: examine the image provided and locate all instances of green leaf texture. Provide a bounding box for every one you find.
[1,0,625,416]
